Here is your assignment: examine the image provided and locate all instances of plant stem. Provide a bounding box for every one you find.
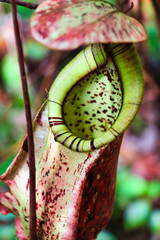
[11,0,37,239]
[1,0,38,9]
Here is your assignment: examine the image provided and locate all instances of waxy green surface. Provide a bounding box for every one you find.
[30,0,147,50]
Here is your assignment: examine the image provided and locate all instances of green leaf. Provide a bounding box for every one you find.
[1,52,22,94]
[0,213,15,222]
[149,210,160,233]
[147,181,160,199]
[130,115,146,134]
[141,0,160,59]
[124,199,151,230]
[0,156,14,175]
[17,5,34,20]
[96,230,117,240]
[24,40,49,60]
[0,119,13,142]
[0,224,17,240]
[116,168,148,199]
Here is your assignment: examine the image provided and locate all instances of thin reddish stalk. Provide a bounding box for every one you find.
[1,0,38,9]
[10,1,37,239]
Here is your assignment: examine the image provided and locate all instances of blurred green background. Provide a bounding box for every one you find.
[0,0,160,239]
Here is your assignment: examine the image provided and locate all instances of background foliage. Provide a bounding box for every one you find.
[0,0,160,239]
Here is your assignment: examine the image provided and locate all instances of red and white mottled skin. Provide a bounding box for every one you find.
[31,0,147,50]
[0,102,122,240]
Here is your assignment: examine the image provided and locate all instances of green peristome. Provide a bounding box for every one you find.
[48,43,144,152]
